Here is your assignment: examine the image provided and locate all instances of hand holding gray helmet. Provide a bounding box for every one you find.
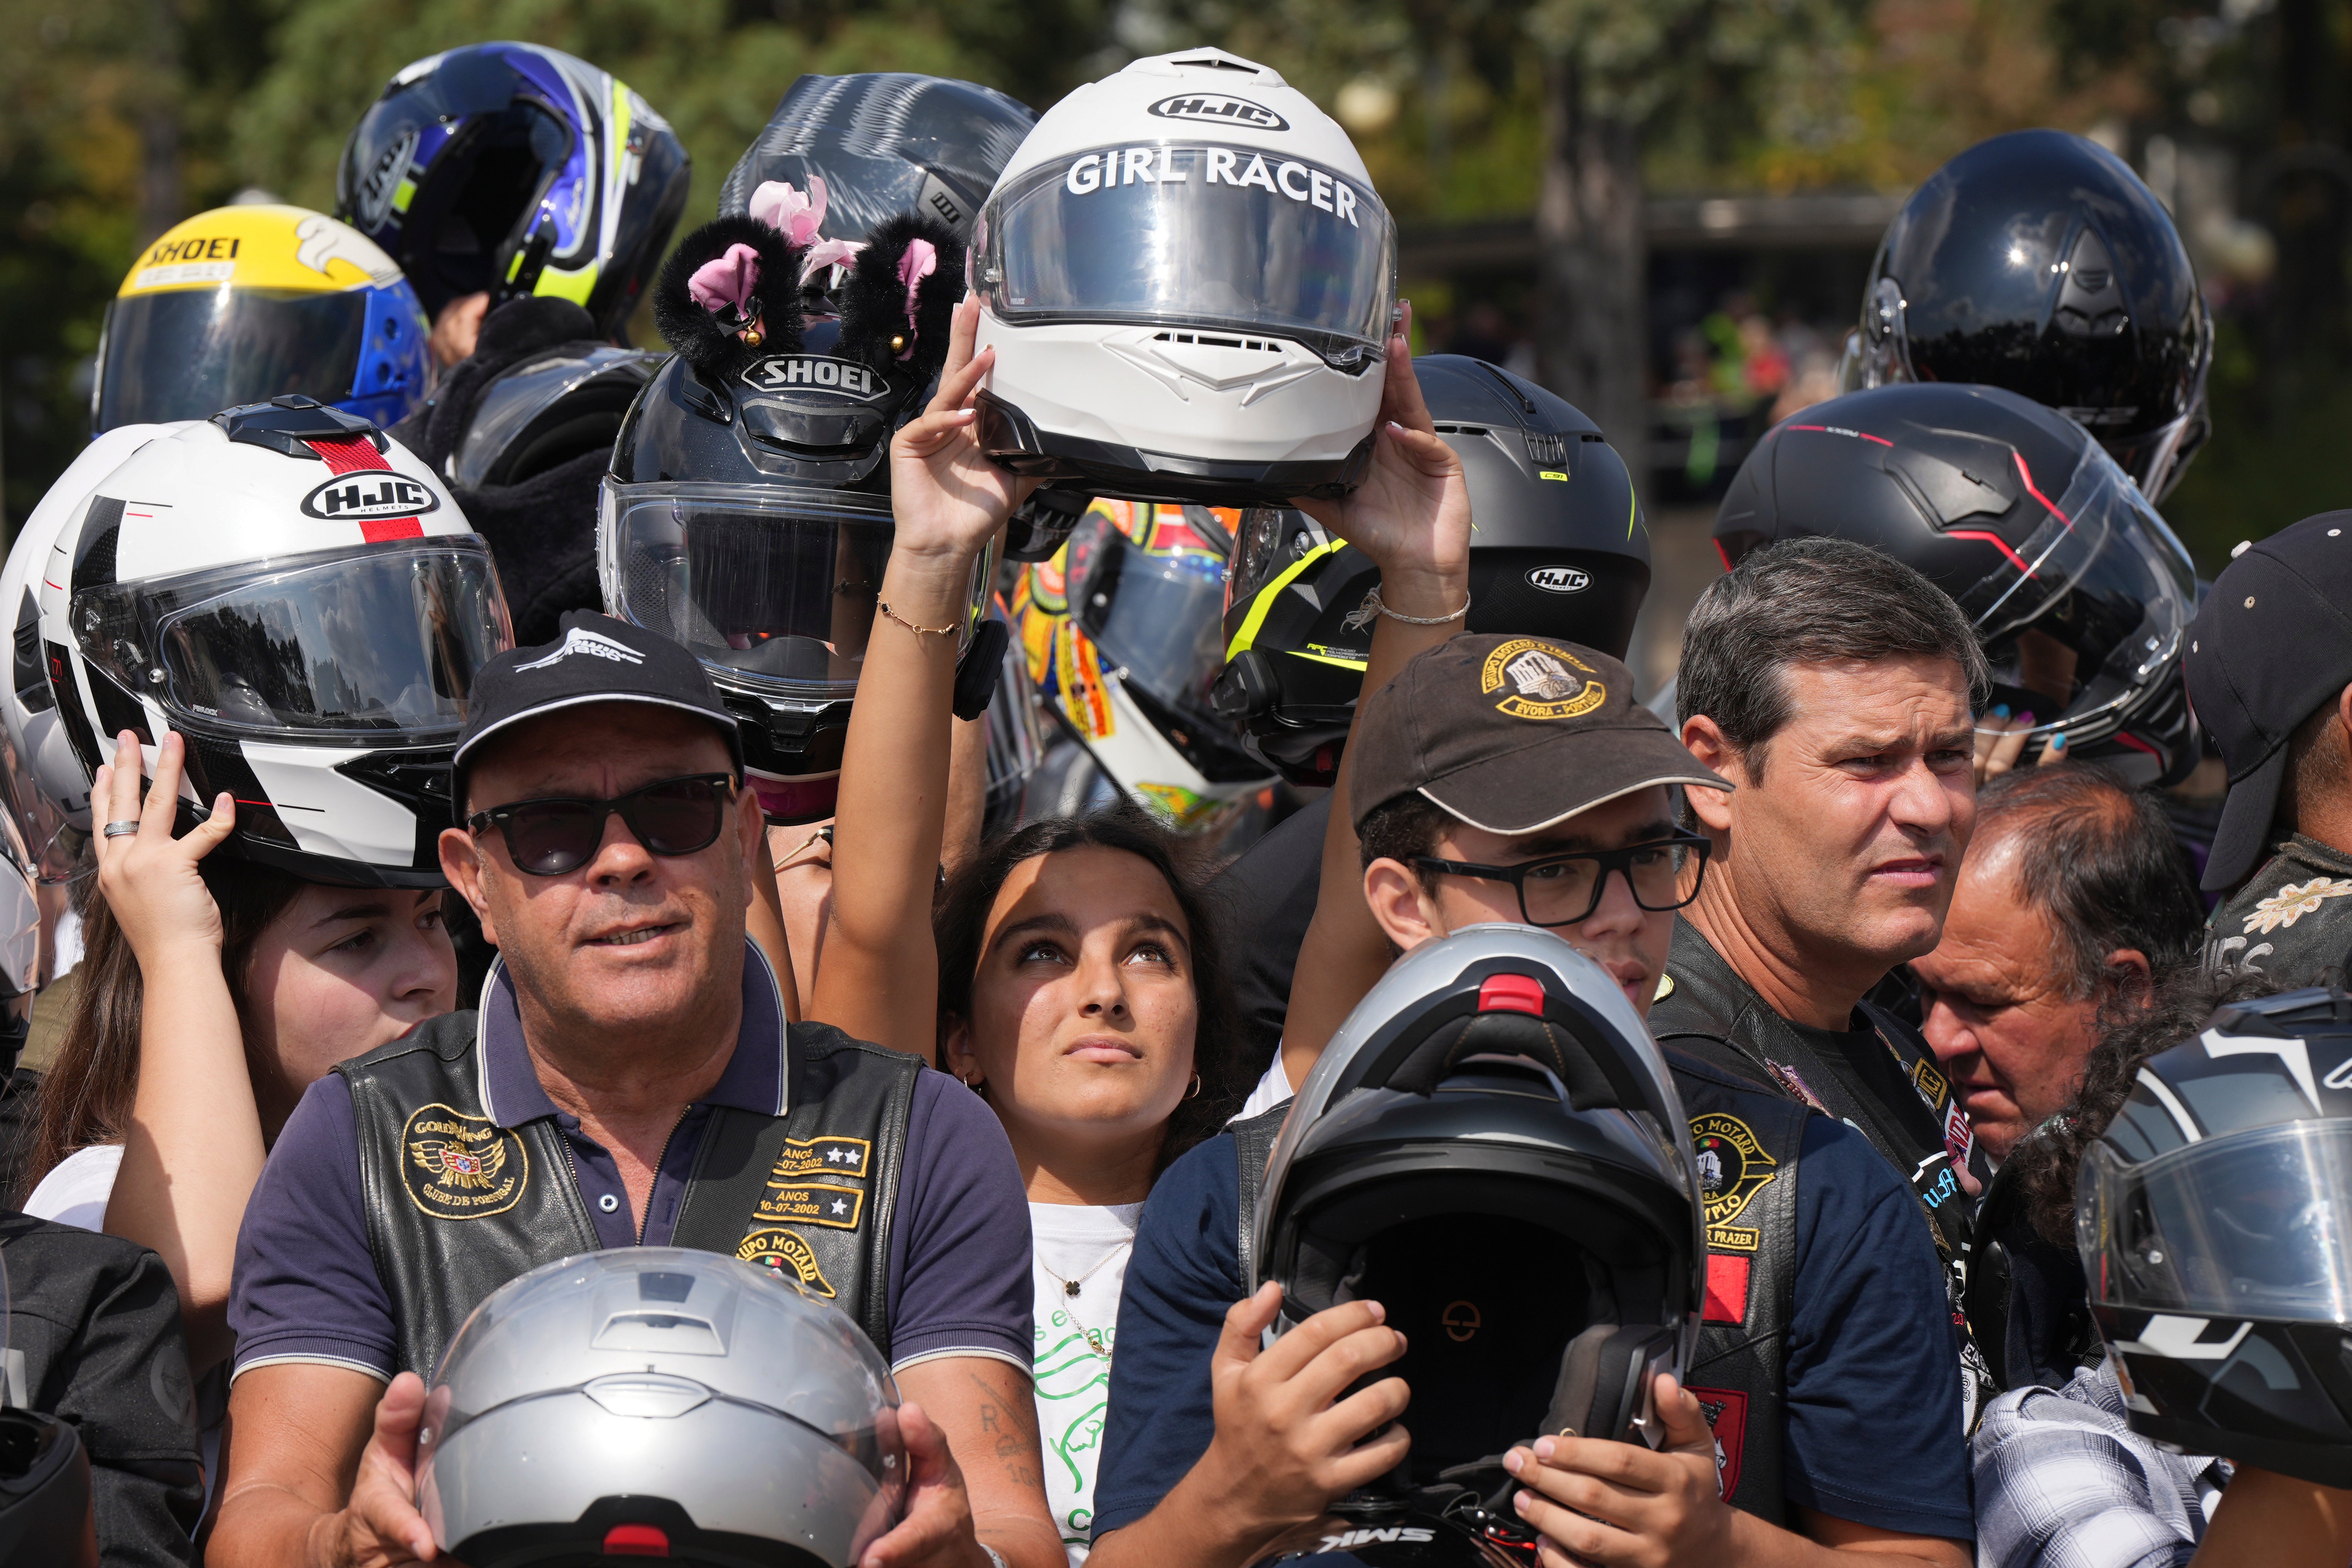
[1253,925,1703,1509]
[415,1249,903,1566]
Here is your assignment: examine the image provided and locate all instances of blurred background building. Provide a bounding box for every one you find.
[0,0,2341,693]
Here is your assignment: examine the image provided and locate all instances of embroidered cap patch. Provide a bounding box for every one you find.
[402,1103,527,1220]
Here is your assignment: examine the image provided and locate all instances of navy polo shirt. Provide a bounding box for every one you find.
[229,943,1032,1382]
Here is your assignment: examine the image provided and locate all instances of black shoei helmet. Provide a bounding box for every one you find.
[601,76,1028,825]
[1852,129,2212,503]
[1257,925,1702,1489]
[1213,356,1649,786]
[2079,986,2352,1486]
[1717,382,2201,786]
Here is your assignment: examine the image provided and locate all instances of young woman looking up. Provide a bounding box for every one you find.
[21,730,454,1374]
[804,296,1249,1558]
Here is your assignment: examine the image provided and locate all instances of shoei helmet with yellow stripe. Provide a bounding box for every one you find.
[1212,356,1649,785]
[95,205,432,433]
[338,43,689,339]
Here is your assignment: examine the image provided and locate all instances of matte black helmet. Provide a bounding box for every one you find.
[1850,129,2211,503]
[2080,986,2352,1486]
[1213,356,1650,786]
[1716,382,2202,786]
[1256,925,1702,1485]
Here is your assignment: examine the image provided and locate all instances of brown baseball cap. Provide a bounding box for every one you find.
[1348,635,1731,836]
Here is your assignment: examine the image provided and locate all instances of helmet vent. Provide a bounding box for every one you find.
[1153,331,1280,353]
[1526,433,1569,465]
[1477,974,1547,1016]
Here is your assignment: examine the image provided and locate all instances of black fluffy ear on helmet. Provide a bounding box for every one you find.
[835,213,964,379]
[651,215,806,385]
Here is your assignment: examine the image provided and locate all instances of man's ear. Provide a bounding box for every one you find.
[2334,681,2352,770]
[1364,857,1443,951]
[734,786,766,906]
[1679,715,1742,835]
[2105,947,2153,1001]
[439,826,498,945]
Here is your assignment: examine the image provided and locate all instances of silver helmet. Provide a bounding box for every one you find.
[416,1249,903,1565]
[1256,925,1703,1482]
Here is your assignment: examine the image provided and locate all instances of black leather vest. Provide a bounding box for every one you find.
[338,1010,921,1380]
[1650,918,1996,1424]
[1665,1048,1805,1524]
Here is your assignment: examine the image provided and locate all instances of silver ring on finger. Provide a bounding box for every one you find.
[101,820,144,839]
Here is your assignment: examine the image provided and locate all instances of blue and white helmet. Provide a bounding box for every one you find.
[338,42,691,339]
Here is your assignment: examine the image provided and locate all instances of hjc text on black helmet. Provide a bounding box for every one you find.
[1215,356,1649,786]
[1255,925,1703,1499]
[2078,986,2352,1487]
[1716,382,2201,786]
[1849,129,2212,503]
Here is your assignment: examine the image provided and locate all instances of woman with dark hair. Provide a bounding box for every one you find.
[21,730,455,1379]
[804,298,1248,1559]
[1975,965,2352,1567]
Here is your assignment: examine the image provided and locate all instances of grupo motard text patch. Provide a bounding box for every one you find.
[402,1103,527,1220]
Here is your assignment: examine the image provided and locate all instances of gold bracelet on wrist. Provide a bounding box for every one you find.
[876,601,958,637]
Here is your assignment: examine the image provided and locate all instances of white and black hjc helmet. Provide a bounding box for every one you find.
[39,398,513,887]
[972,48,1399,506]
[2080,986,2352,1485]
[1256,925,1703,1517]
[416,1249,903,1566]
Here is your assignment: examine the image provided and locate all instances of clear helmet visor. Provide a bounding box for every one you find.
[73,540,512,738]
[2081,1120,2352,1321]
[1954,427,2197,743]
[979,141,1398,363]
[604,481,987,702]
[98,288,369,430]
[1069,506,1236,729]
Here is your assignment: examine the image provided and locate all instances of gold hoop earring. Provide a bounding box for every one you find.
[1186,1074,1202,1100]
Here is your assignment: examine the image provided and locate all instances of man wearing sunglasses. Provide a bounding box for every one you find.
[1091,635,1975,1567]
[215,613,1061,1568]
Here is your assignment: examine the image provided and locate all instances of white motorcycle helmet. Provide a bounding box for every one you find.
[40,396,513,887]
[2,424,179,884]
[972,48,1398,506]
[416,1249,904,1566]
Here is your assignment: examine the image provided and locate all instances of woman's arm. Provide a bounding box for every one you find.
[93,729,253,1374]
[808,297,1034,1059]
[1278,313,1473,1077]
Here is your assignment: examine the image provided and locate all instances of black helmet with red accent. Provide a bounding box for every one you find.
[1254,923,1703,1499]
[37,397,514,886]
[1715,382,2201,786]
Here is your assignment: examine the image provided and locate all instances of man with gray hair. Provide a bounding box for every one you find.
[1652,537,1999,1400]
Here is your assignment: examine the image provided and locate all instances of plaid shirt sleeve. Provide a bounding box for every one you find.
[1972,1362,2224,1568]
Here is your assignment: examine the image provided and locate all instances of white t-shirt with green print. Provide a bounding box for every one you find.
[1029,1200,1142,1564]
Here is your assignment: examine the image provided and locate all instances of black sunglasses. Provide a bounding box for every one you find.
[1413,832,1712,928]
[467,773,738,877]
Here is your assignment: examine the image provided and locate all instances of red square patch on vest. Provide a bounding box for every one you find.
[1685,1385,1748,1499]
[1702,1254,1750,1323]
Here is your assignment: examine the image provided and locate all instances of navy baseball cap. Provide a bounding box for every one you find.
[2185,511,2352,891]
[452,612,743,818]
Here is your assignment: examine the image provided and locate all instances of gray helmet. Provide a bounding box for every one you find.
[1256,925,1702,1484]
[415,1249,903,1565]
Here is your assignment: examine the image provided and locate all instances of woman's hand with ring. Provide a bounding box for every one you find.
[91,729,237,963]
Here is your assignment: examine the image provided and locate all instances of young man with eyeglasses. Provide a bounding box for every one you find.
[1089,633,1974,1567]
[213,613,1062,1568]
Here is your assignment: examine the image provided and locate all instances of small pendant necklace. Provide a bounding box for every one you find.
[1040,1241,1131,1360]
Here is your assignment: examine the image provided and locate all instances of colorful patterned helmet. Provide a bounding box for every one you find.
[338,43,690,339]
[94,205,431,433]
[1015,500,1273,835]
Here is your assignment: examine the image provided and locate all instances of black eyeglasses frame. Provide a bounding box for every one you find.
[1410,832,1714,928]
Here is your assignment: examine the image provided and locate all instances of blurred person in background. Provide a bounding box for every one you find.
[2187,513,2352,987]
[1911,763,2205,1165]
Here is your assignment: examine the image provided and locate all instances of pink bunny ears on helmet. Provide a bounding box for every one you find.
[655,175,966,383]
